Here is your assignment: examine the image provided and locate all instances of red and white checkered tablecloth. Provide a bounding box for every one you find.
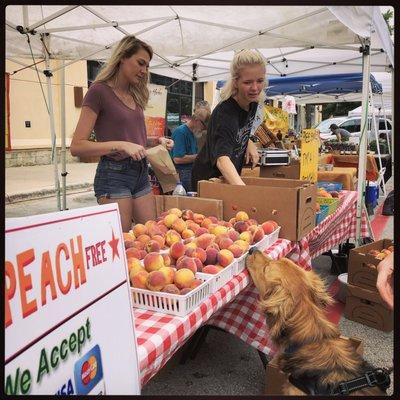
[134,190,369,387]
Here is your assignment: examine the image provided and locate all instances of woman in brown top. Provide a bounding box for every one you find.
[70,36,173,232]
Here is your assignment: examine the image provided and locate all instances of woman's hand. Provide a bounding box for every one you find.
[118,142,147,161]
[245,139,260,169]
[376,252,394,310]
[159,137,174,150]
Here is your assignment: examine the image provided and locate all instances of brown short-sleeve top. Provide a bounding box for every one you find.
[82,81,147,147]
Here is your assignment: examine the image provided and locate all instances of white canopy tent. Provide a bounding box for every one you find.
[6,5,394,243]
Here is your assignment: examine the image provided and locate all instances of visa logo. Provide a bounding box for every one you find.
[55,378,74,395]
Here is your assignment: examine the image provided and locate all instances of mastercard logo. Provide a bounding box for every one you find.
[80,355,98,385]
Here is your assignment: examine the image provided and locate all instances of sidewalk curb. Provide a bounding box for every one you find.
[5,183,93,204]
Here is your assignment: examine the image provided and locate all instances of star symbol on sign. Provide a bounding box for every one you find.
[108,229,120,261]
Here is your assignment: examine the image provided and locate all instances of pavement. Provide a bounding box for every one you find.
[4,163,394,395]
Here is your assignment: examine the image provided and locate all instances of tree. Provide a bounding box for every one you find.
[382,10,394,36]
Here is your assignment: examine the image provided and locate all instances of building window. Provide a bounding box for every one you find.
[87,60,104,86]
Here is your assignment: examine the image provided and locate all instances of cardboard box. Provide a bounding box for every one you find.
[197,177,316,241]
[154,195,223,219]
[259,159,300,180]
[345,283,393,332]
[348,239,393,291]
[265,336,363,395]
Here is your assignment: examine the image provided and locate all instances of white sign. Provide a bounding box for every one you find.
[5,204,140,395]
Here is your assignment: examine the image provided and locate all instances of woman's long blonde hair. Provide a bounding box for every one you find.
[219,49,267,104]
[95,35,153,109]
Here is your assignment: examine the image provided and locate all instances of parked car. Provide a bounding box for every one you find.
[315,116,392,143]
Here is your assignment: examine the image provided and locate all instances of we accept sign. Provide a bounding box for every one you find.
[5,204,140,395]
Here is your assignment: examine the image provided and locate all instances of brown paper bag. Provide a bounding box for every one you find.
[146,145,179,193]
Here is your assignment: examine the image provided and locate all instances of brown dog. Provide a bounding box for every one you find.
[246,249,389,395]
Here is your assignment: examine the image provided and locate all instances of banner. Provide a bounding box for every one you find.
[299,129,319,182]
[144,84,167,138]
[5,204,140,395]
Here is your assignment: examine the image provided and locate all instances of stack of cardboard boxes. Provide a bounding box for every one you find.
[345,239,394,332]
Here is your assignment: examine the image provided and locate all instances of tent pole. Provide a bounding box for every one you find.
[391,67,394,172]
[380,93,391,154]
[369,82,386,197]
[355,39,371,245]
[60,59,67,210]
[192,63,197,112]
[43,34,61,211]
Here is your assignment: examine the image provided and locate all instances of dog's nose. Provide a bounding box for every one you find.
[248,246,258,255]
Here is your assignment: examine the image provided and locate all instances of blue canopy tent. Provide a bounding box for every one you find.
[216,73,382,98]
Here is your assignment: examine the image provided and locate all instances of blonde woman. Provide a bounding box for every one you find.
[70,36,173,231]
[191,50,266,189]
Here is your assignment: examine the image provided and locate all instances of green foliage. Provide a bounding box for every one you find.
[321,102,361,120]
[382,10,394,36]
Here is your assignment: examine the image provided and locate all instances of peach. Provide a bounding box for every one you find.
[145,240,161,253]
[375,252,386,260]
[131,240,145,250]
[205,247,219,265]
[229,217,237,225]
[160,211,169,218]
[218,249,234,267]
[186,221,200,232]
[161,253,171,267]
[165,230,182,247]
[202,265,222,274]
[143,252,165,272]
[137,234,151,245]
[193,213,205,225]
[248,218,259,226]
[133,223,148,237]
[126,247,142,260]
[195,233,216,249]
[161,284,180,295]
[252,227,265,244]
[167,208,183,217]
[123,232,135,242]
[233,239,250,253]
[169,241,186,259]
[193,257,203,272]
[190,278,203,289]
[184,246,196,258]
[182,229,195,240]
[234,221,249,233]
[236,211,249,221]
[156,222,169,234]
[130,269,149,289]
[368,249,380,256]
[159,266,175,285]
[146,270,168,291]
[195,227,209,237]
[387,245,394,252]
[176,256,198,274]
[239,231,253,245]
[148,225,163,238]
[261,220,278,234]
[201,218,213,230]
[139,250,147,260]
[185,241,198,250]
[248,225,258,235]
[218,237,234,250]
[172,218,187,233]
[174,268,195,289]
[208,224,219,235]
[180,288,192,295]
[124,240,135,249]
[145,219,157,229]
[228,244,244,258]
[227,229,240,242]
[206,242,220,251]
[152,234,166,249]
[208,216,218,224]
[221,221,233,228]
[213,225,229,236]
[164,213,179,228]
[127,257,143,275]
[381,249,392,256]
[186,247,207,263]
[182,209,194,221]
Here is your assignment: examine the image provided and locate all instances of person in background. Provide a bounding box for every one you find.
[376,251,394,310]
[191,49,266,188]
[70,35,173,232]
[329,123,350,142]
[171,106,211,192]
[193,100,212,151]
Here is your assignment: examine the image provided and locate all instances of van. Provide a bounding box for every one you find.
[315,116,392,143]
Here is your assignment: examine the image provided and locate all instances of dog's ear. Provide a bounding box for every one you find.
[305,271,334,308]
[258,273,294,320]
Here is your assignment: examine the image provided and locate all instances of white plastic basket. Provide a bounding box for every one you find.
[201,259,237,291]
[234,252,248,275]
[266,226,281,249]
[130,273,213,317]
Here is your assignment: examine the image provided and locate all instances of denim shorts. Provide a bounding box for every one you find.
[94,156,152,200]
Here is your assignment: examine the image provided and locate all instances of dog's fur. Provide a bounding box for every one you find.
[246,250,387,395]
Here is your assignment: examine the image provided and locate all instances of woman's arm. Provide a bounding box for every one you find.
[216,156,245,185]
[70,106,146,160]
[245,140,260,168]
[173,154,197,164]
